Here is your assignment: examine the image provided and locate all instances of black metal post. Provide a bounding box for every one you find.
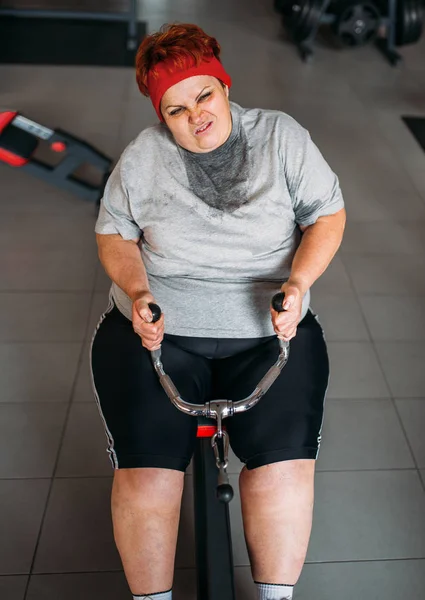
[192,437,236,600]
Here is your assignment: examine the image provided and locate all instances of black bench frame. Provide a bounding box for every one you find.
[0,0,139,49]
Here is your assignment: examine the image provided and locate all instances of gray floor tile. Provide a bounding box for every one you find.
[309,295,370,341]
[0,164,98,217]
[395,399,425,468]
[234,567,256,600]
[359,296,425,341]
[0,249,98,292]
[26,572,130,600]
[355,80,425,115]
[26,569,196,600]
[173,569,197,600]
[0,293,91,342]
[235,561,425,600]
[375,342,425,397]
[33,475,195,574]
[230,469,425,566]
[0,479,50,574]
[0,214,97,251]
[326,342,390,399]
[56,402,113,477]
[116,99,158,155]
[340,220,425,255]
[295,559,425,600]
[317,399,414,471]
[342,254,425,295]
[375,110,425,198]
[359,152,422,204]
[0,342,81,403]
[343,183,425,221]
[0,213,98,293]
[310,255,354,295]
[0,576,27,600]
[33,477,120,573]
[0,404,67,478]
[6,86,126,161]
[308,470,425,561]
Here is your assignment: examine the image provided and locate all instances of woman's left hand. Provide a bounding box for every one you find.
[271,281,304,342]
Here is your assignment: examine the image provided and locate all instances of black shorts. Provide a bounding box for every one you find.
[90,303,329,472]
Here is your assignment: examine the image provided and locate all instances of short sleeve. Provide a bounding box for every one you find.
[286,128,345,227]
[95,158,142,241]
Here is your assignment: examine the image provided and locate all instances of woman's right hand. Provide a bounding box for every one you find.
[132,292,164,351]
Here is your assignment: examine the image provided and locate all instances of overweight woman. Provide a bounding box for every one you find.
[91,23,346,600]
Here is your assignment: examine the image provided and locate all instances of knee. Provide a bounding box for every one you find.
[113,467,185,507]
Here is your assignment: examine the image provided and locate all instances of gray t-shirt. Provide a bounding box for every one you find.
[96,102,344,338]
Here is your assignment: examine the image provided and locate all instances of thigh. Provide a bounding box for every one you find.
[215,311,330,470]
[91,306,211,471]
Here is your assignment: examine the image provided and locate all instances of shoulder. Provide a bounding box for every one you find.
[118,122,176,175]
[233,102,308,141]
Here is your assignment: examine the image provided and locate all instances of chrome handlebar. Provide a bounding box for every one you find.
[151,339,289,425]
[149,294,290,503]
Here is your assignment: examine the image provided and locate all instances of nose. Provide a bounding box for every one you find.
[188,106,205,125]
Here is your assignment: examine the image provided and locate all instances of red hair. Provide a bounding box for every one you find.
[136,23,223,98]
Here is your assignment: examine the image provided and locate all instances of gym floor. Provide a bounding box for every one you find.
[1,1,425,598]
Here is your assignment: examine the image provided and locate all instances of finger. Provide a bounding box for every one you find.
[135,328,162,342]
[138,305,153,323]
[274,317,297,333]
[282,294,295,310]
[134,315,164,334]
[142,339,162,351]
[278,327,297,341]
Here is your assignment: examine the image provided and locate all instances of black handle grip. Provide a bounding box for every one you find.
[148,303,162,323]
[217,484,234,504]
[271,292,286,313]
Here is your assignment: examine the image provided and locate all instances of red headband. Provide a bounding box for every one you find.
[147,55,232,122]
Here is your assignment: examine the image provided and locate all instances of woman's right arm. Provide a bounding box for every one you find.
[96,233,164,350]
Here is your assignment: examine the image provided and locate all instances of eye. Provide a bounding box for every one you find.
[169,107,184,117]
[199,91,212,102]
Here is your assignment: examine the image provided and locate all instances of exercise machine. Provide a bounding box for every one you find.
[149,294,289,600]
[0,110,112,203]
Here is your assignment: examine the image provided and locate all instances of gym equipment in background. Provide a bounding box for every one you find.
[395,0,424,44]
[0,0,138,49]
[274,0,423,63]
[0,1,146,66]
[0,111,112,203]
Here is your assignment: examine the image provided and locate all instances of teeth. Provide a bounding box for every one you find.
[197,122,210,133]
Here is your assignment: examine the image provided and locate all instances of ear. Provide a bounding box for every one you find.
[223,84,229,98]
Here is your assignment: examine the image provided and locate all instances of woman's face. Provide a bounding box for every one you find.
[160,75,232,153]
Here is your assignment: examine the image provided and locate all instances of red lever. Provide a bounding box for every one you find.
[0,111,18,134]
[51,141,67,152]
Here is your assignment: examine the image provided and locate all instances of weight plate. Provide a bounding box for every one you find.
[274,0,294,16]
[395,0,423,45]
[333,1,381,46]
[285,0,324,42]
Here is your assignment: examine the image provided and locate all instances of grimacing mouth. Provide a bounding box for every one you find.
[195,121,213,134]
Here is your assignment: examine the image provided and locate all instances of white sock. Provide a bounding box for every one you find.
[255,581,294,600]
[133,591,172,600]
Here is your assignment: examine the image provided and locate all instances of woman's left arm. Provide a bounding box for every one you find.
[272,207,346,341]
